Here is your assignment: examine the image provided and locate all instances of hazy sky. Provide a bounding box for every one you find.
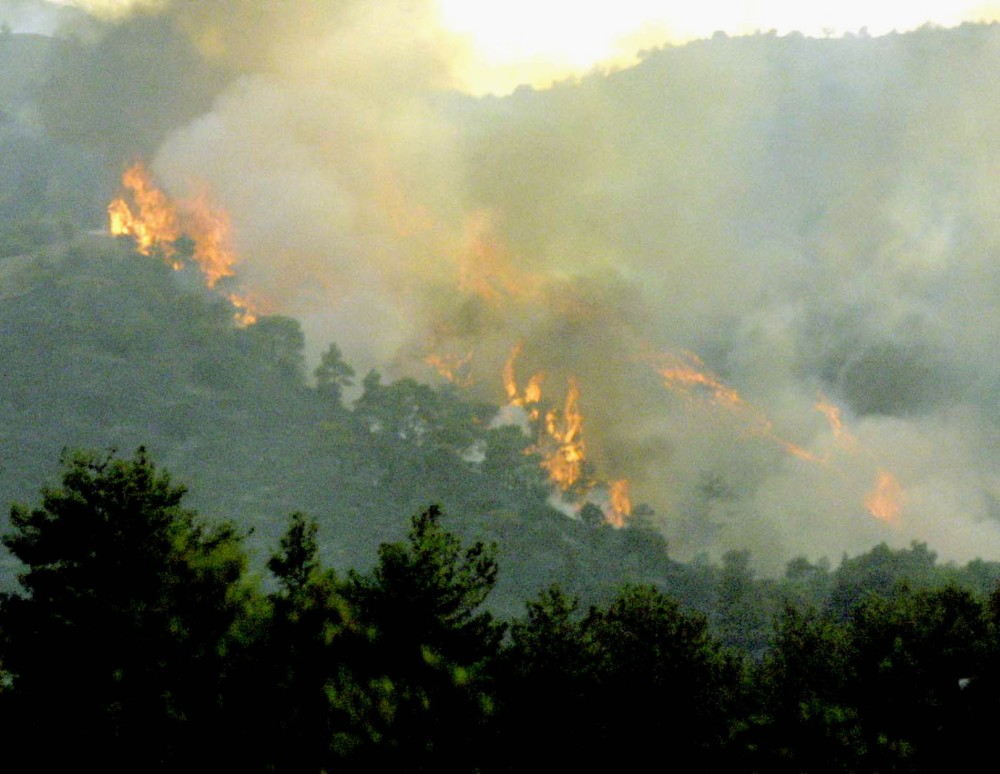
[13,0,1000,92]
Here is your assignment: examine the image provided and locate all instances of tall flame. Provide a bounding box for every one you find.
[181,191,237,288]
[539,377,586,491]
[501,345,630,525]
[503,342,544,418]
[108,164,181,261]
[864,470,903,526]
[607,478,632,528]
[503,341,523,402]
[108,162,253,324]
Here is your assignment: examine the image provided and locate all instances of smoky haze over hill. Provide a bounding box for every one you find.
[1,2,999,572]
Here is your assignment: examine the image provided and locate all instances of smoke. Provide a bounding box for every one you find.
[19,2,1000,570]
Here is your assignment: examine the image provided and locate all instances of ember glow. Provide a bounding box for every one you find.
[865,470,904,526]
[425,350,474,387]
[607,478,633,528]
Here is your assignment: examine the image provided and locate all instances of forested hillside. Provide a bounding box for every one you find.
[2,230,999,634]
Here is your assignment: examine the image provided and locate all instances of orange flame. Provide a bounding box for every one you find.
[539,378,586,490]
[108,162,253,325]
[425,351,474,387]
[503,341,523,402]
[524,373,543,405]
[864,470,903,526]
[458,212,539,304]
[181,191,237,288]
[503,342,544,417]
[606,478,632,528]
[108,164,181,260]
[499,346,635,522]
[651,350,821,462]
[656,351,743,409]
[815,393,858,452]
[227,293,259,327]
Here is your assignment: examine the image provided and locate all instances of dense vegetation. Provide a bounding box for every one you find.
[2,448,999,771]
[3,234,999,626]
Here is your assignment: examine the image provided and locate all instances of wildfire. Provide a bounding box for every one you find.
[815,392,858,451]
[108,164,181,260]
[539,378,586,490]
[425,350,474,387]
[864,470,903,526]
[650,350,820,462]
[500,343,629,526]
[606,478,632,528]
[503,342,544,419]
[227,293,259,327]
[458,212,540,304]
[108,162,253,324]
[656,351,744,409]
[649,349,910,525]
[179,191,237,289]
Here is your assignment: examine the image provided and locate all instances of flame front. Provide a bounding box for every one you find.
[656,351,743,409]
[182,191,237,288]
[503,342,522,402]
[651,350,819,461]
[815,392,858,452]
[108,164,181,260]
[501,345,632,526]
[108,162,252,324]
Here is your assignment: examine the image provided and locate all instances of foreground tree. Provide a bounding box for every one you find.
[498,583,745,769]
[341,505,504,769]
[0,448,249,771]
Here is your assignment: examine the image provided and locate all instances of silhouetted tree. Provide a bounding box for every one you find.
[314,341,355,405]
[342,505,504,769]
[0,448,249,771]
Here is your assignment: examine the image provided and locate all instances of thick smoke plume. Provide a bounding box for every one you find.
[16,1,1000,570]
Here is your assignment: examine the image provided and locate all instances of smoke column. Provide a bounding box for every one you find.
[19,1,1000,570]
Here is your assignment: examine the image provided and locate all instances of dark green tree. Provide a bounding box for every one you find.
[235,512,354,772]
[342,505,503,769]
[496,585,589,768]
[583,584,744,765]
[716,549,770,655]
[847,586,991,770]
[269,511,321,593]
[748,606,862,773]
[314,341,355,405]
[238,314,306,383]
[0,448,249,771]
[498,583,744,769]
